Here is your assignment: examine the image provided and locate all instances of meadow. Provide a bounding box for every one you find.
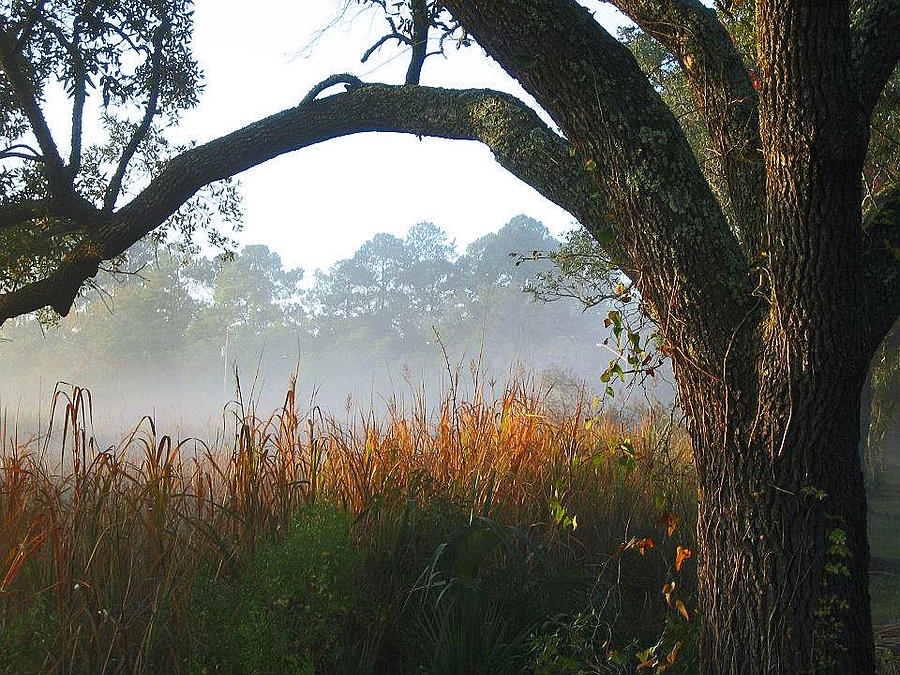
[1,372,700,675]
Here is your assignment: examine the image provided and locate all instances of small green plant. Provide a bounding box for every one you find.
[0,595,56,675]
[187,504,365,675]
[412,507,543,675]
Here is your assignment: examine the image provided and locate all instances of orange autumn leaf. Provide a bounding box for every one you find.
[636,538,654,555]
[667,641,683,663]
[675,599,690,621]
[657,641,683,671]
[636,656,659,672]
[657,512,678,537]
[662,581,676,608]
[675,545,692,571]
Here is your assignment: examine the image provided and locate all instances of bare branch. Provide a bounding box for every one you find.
[0,143,43,162]
[361,32,409,63]
[851,0,900,118]
[103,22,166,211]
[300,73,362,104]
[0,25,67,185]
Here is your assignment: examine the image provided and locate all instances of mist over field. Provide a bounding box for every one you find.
[0,214,675,444]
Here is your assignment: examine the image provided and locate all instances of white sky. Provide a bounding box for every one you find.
[152,1,629,276]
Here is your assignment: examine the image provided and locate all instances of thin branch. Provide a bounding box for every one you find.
[300,73,363,105]
[0,150,43,162]
[38,12,91,177]
[872,121,900,152]
[0,143,43,162]
[361,32,409,63]
[103,21,166,212]
[68,7,91,177]
[0,27,67,185]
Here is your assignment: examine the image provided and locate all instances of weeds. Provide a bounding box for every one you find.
[0,375,697,674]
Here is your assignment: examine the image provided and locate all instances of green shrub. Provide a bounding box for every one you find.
[526,607,700,675]
[0,595,56,675]
[187,504,365,675]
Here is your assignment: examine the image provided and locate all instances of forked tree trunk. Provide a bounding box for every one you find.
[3,0,893,670]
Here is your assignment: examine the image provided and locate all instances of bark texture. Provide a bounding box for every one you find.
[437,1,898,673]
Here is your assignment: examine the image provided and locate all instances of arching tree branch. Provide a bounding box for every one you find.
[0,82,605,325]
[607,0,765,255]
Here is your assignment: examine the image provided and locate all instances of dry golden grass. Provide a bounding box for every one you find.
[0,376,694,674]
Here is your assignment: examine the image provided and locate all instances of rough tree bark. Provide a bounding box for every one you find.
[436,1,897,673]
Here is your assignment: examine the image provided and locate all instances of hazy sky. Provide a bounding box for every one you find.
[158,1,628,275]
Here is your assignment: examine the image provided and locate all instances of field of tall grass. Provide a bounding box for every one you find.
[1,374,700,674]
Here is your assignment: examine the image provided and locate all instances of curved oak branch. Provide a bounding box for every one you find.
[0,82,603,324]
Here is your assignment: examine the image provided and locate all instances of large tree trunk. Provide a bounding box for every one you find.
[4,0,896,670]
[680,362,873,674]
[437,2,885,673]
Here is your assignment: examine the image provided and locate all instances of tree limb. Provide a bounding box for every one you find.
[405,0,429,85]
[862,184,900,349]
[442,0,754,372]
[67,8,90,177]
[103,22,166,211]
[361,32,409,63]
[38,12,90,177]
[0,82,604,324]
[299,73,362,105]
[0,193,103,232]
[851,0,900,118]
[0,200,49,230]
[0,23,66,185]
[607,0,766,255]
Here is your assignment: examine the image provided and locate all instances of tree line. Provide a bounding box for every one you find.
[0,215,657,429]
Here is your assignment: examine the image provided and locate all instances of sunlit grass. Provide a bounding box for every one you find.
[0,375,696,674]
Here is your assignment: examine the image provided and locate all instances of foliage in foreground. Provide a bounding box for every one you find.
[0,376,699,674]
